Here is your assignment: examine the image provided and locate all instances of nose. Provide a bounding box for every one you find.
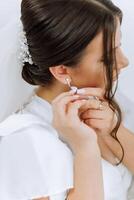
[116,48,129,70]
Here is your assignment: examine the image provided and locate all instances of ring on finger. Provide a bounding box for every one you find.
[98,100,104,110]
[86,96,99,100]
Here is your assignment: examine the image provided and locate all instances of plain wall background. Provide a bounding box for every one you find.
[112,0,134,101]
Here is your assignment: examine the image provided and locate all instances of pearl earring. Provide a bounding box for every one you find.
[65,78,78,94]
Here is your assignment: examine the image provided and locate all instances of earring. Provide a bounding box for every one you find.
[65,78,71,87]
[65,78,78,94]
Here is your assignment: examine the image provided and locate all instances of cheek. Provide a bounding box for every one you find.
[72,63,105,88]
[90,67,105,87]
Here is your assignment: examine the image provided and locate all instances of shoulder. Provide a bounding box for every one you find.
[0,113,73,199]
[0,112,73,159]
[0,112,48,136]
[0,120,73,174]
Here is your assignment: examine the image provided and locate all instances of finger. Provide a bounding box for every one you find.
[52,94,80,115]
[80,98,103,112]
[52,90,75,104]
[81,110,104,120]
[77,87,104,99]
[84,118,103,129]
[67,99,87,121]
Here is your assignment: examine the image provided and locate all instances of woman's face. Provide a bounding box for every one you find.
[67,20,129,90]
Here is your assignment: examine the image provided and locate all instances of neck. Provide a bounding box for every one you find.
[35,82,69,103]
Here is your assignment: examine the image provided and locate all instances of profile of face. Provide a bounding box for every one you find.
[21,0,128,96]
[21,0,124,143]
[49,18,129,92]
[61,19,129,91]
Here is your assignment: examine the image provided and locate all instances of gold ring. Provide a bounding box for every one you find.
[98,101,103,110]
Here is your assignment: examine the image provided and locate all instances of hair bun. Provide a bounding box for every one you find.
[22,62,38,85]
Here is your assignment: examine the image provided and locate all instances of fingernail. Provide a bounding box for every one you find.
[77,88,86,94]
[69,90,75,94]
[71,86,78,94]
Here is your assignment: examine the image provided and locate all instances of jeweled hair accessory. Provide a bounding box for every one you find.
[18,25,33,66]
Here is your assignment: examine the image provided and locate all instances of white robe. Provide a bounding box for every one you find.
[0,92,133,200]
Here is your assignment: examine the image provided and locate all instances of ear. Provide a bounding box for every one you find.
[49,65,70,84]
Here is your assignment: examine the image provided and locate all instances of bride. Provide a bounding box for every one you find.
[0,0,134,199]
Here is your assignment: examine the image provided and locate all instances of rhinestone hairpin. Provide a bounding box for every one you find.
[18,25,33,66]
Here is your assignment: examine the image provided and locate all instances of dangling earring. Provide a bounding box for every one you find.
[65,78,71,88]
[65,78,78,94]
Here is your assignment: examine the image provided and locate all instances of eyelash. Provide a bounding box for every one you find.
[100,59,104,63]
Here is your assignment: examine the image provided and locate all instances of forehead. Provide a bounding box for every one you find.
[84,20,121,56]
[84,32,103,56]
[115,18,121,45]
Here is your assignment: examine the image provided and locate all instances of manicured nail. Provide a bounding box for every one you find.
[77,88,86,94]
[69,90,75,94]
[71,86,78,94]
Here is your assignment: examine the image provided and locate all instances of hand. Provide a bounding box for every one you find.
[81,100,118,165]
[75,88,118,164]
[81,100,117,137]
[52,90,98,153]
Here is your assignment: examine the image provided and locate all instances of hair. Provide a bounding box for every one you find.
[21,0,124,164]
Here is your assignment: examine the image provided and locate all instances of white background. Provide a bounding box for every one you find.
[113,0,134,101]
